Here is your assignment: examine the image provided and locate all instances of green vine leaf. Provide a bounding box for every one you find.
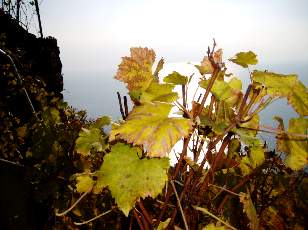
[115,47,156,91]
[153,58,164,79]
[199,77,242,106]
[75,128,106,156]
[275,117,308,170]
[139,81,178,103]
[252,70,308,116]
[163,71,188,85]
[110,102,193,157]
[239,146,265,175]
[239,192,259,230]
[89,116,111,129]
[229,51,258,68]
[96,143,169,216]
[76,175,94,193]
[202,223,226,230]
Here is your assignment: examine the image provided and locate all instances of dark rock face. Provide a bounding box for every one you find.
[0,8,63,97]
[0,9,64,229]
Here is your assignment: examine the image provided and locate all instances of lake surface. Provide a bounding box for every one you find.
[63,62,308,149]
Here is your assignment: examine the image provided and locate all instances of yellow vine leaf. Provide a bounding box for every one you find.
[239,192,259,230]
[239,146,265,175]
[199,77,242,106]
[275,117,308,170]
[115,47,156,91]
[96,143,169,216]
[75,127,107,156]
[163,71,188,85]
[252,70,308,116]
[110,102,193,157]
[139,81,178,103]
[76,175,94,193]
[202,223,226,230]
[229,51,258,68]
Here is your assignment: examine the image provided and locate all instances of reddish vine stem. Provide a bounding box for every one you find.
[194,67,220,118]
[182,84,187,109]
[217,174,254,213]
[117,92,126,120]
[138,201,153,225]
[157,134,192,223]
[241,87,260,118]
[124,95,129,117]
[196,134,232,199]
[133,209,145,230]
[237,84,252,120]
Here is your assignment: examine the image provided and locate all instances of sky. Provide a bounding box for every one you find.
[40,0,308,72]
[36,0,308,119]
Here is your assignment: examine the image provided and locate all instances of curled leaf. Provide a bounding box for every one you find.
[229,51,258,68]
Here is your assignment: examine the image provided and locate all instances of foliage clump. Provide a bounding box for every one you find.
[1,43,307,229]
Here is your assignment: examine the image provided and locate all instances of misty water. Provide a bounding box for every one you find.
[63,62,308,150]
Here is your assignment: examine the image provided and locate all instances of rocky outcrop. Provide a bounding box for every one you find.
[0,8,63,97]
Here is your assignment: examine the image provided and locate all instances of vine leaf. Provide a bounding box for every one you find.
[89,116,111,129]
[199,77,242,106]
[195,56,214,75]
[239,146,265,175]
[229,51,258,68]
[139,81,178,103]
[153,58,164,79]
[110,102,193,157]
[96,143,169,216]
[115,47,156,91]
[163,71,188,85]
[202,223,225,230]
[252,70,308,116]
[75,128,106,156]
[76,175,94,193]
[157,218,171,230]
[239,192,259,230]
[275,117,308,170]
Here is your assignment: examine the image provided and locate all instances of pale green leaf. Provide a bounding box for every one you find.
[157,218,171,230]
[163,71,188,85]
[287,81,308,116]
[76,175,94,193]
[75,128,105,156]
[239,192,259,230]
[239,146,265,175]
[89,116,111,129]
[153,58,164,79]
[115,47,156,91]
[275,117,308,170]
[229,51,258,68]
[252,71,308,116]
[110,102,192,157]
[202,223,226,230]
[96,143,169,216]
[140,81,178,103]
[199,77,242,106]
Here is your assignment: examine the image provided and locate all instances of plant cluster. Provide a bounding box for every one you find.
[57,43,308,229]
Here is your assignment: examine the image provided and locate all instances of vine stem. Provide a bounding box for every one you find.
[194,206,237,230]
[138,200,153,225]
[170,180,189,230]
[55,188,92,216]
[74,210,112,226]
[133,209,146,230]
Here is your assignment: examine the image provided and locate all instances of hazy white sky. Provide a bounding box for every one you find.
[40,0,308,73]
